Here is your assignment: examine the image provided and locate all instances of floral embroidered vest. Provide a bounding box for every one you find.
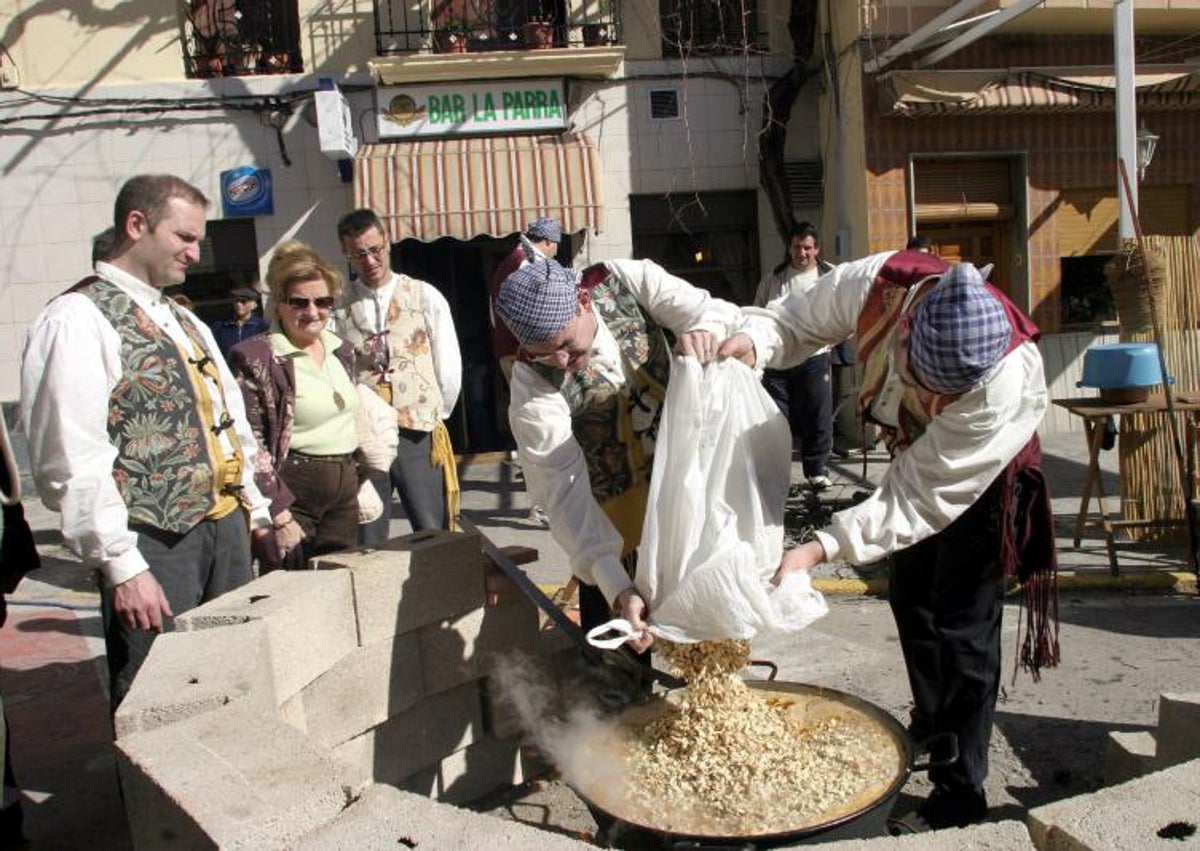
[78,278,243,534]
[530,273,671,560]
[856,250,1040,452]
[339,275,443,432]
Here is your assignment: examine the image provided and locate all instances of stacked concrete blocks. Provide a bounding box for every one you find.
[816,821,1036,849]
[310,531,544,803]
[1028,759,1200,850]
[116,701,368,850]
[1103,691,1200,784]
[293,782,591,850]
[173,569,360,699]
[113,530,574,848]
[114,621,276,739]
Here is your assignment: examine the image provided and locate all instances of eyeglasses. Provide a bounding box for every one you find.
[346,244,387,262]
[284,296,335,311]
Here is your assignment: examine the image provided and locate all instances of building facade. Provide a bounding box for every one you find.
[819,0,1200,433]
[0,0,819,450]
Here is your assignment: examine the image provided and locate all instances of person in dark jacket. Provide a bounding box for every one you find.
[229,242,360,570]
[213,287,269,361]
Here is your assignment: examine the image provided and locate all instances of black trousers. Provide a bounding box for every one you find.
[763,351,833,478]
[101,512,252,710]
[888,477,1006,793]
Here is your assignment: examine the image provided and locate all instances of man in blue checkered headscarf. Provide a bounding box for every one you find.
[501,252,743,660]
[495,256,582,348]
[719,246,1056,832]
[908,262,1012,395]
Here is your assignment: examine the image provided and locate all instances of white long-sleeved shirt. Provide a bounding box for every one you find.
[20,262,272,587]
[752,261,835,357]
[739,251,1048,566]
[508,258,744,604]
[338,272,462,418]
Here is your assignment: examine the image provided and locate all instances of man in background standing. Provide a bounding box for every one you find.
[752,222,836,490]
[212,287,268,361]
[334,209,462,542]
[21,174,273,708]
[489,216,562,382]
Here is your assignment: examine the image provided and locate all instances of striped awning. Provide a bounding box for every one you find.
[882,66,1200,116]
[353,132,604,241]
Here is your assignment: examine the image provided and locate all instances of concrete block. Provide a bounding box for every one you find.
[418,597,541,696]
[1028,758,1200,851]
[369,681,485,787]
[176,570,358,701]
[116,701,368,851]
[292,782,593,850]
[1103,730,1157,786]
[300,632,423,749]
[817,820,1034,848]
[395,764,439,797]
[1156,692,1200,767]
[331,731,374,780]
[278,692,306,734]
[114,621,274,739]
[438,737,524,805]
[312,531,485,645]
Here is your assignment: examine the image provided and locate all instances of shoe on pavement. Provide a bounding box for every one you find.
[889,785,988,834]
[806,474,832,491]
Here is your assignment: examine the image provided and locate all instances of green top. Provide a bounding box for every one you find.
[270,329,359,455]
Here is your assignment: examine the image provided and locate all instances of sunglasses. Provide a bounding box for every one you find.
[285,296,335,311]
[346,244,387,262]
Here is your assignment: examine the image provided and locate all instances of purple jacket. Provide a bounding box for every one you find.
[228,332,356,516]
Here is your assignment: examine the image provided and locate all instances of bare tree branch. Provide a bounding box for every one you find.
[759,0,820,244]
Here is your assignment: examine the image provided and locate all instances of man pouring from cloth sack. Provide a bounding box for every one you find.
[495,255,743,654]
[719,249,1059,831]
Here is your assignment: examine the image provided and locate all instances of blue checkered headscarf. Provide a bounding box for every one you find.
[495,257,582,345]
[525,217,562,243]
[908,263,1011,395]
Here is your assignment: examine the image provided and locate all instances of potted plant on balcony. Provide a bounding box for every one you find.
[522,17,555,49]
[228,42,261,74]
[433,19,473,53]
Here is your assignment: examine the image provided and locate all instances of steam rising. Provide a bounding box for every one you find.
[489,652,632,801]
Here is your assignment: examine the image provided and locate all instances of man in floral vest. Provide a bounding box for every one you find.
[334,209,462,542]
[21,174,273,709]
[495,255,741,651]
[720,250,1059,831]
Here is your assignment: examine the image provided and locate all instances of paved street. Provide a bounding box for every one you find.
[3,432,1198,847]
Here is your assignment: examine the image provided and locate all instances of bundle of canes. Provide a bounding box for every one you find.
[1117,157,1200,575]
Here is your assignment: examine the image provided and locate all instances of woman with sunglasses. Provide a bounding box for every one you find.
[228,241,360,570]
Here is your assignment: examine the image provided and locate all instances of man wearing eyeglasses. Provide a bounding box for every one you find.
[20,174,272,709]
[494,255,741,650]
[334,208,462,542]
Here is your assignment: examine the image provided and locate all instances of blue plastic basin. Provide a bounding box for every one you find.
[1078,342,1164,389]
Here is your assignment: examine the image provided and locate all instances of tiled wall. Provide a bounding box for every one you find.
[0,99,358,402]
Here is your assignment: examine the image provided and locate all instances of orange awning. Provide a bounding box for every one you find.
[353,132,604,241]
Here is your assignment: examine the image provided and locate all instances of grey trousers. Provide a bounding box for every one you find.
[359,427,447,546]
[100,512,252,710]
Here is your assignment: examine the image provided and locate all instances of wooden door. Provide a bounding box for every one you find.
[919,222,1011,296]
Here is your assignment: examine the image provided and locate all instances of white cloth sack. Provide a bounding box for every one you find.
[637,356,828,643]
[357,477,385,524]
[355,383,399,472]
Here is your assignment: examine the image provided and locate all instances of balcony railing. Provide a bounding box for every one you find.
[374,0,620,55]
[183,0,303,78]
